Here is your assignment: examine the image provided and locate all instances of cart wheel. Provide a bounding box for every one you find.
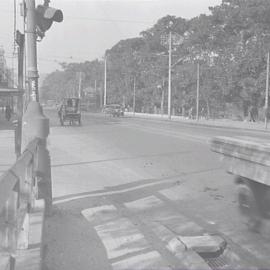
[237,183,261,232]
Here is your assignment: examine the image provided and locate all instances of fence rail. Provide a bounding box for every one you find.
[0,137,51,270]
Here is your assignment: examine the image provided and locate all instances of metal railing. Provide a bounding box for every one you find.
[0,137,51,270]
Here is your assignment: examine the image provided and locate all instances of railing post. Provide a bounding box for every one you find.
[17,212,29,250]
[1,190,18,258]
[35,142,52,215]
[17,163,32,250]
[22,101,51,213]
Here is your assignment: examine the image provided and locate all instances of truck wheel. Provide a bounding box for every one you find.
[263,187,270,219]
[237,183,261,232]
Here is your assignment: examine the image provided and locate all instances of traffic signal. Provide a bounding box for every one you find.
[35,4,63,39]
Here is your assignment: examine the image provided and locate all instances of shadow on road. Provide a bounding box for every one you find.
[51,150,192,168]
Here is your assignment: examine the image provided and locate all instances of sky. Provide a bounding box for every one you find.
[0,0,222,74]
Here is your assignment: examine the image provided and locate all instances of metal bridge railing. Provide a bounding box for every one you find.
[0,137,51,270]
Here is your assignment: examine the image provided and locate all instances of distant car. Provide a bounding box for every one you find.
[103,104,124,117]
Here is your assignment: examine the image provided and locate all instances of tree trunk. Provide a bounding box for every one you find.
[206,99,210,119]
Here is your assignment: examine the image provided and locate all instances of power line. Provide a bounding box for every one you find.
[13,0,17,55]
[65,16,154,24]
[0,8,154,24]
[0,13,153,26]
[0,9,13,14]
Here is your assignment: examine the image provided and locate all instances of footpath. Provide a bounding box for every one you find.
[0,114,15,172]
[0,113,47,270]
[125,112,269,132]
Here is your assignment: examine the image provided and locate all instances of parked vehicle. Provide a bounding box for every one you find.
[211,136,270,231]
[103,104,124,117]
[58,98,81,126]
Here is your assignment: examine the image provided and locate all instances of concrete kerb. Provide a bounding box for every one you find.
[124,112,269,133]
[166,234,226,269]
[15,199,45,270]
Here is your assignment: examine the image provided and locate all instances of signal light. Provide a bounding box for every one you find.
[35,4,63,39]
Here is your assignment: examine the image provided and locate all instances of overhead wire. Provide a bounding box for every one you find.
[64,16,154,25]
[10,0,17,88]
[0,9,154,25]
[13,0,17,55]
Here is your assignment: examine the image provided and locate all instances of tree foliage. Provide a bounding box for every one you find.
[41,0,270,118]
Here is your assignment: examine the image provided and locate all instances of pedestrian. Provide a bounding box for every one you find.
[5,104,11,121]
[188,107,193,119]
[248,106,255,122]
[201,107,205,119]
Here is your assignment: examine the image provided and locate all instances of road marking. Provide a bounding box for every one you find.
[112,251,172,270]
[122,195,214,269]
[94,217,149,259]
[81,196,225,270]
[82,205,118,224]
[124,195,164,212]
[54,178,179,205]
[82,204,153,261]
[159,186,196,201]
[125,195,205,237]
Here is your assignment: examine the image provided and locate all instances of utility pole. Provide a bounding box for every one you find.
[22,0,63,215]
[168,30,172,120]
[26,0,39,101]
[104,56,107,106]
[196,62,200,121]
[265,51,269,129]
[161,77,165,115]
[133,77,136,115]
[78,71,82,98]
[15,30,25,158]
[94,79,97,109]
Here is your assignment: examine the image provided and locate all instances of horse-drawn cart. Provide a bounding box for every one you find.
[58,98,81,126]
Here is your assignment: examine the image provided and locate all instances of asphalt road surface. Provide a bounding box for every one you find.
[43,109,270,270]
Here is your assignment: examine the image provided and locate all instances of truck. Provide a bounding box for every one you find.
[211,136,270,231]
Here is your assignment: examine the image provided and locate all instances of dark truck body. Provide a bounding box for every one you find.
[211,136,270,231]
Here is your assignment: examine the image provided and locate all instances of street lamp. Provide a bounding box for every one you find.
[104,54,107,106]
[133,76,136,115]
[196,61,200,121]
[265,51,269,129]
[167,20,173,120]
[157,83,164,115]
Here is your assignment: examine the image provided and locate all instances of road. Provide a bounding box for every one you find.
[42,110,270,270]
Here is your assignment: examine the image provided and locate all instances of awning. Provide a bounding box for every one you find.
[0,88,24,97]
